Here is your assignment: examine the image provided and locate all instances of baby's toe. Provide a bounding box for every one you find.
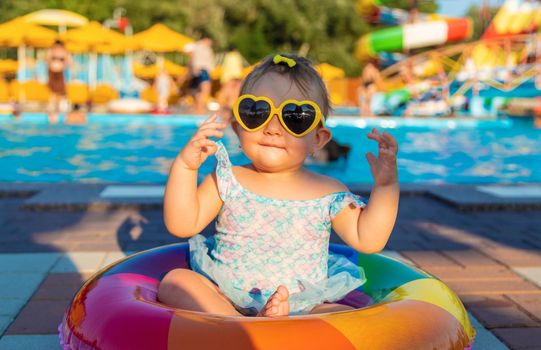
[276,286,289,300]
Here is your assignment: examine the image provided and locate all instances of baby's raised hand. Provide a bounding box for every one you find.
[366,128,398,186]
[177,114,227,170]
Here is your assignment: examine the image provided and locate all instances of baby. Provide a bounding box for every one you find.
[158,54,399,317]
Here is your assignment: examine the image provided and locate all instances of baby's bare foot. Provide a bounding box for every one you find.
[258,285,290,317]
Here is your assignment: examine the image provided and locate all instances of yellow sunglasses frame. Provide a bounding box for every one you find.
[233,94,325,137]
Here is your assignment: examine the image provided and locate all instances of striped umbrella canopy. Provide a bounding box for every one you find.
[22,9,88,29]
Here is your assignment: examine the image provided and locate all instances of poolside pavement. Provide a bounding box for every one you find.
[1,184,540,349]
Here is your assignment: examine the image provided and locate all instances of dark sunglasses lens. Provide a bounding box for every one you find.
[238,99,271,129]
[281,103,317,135]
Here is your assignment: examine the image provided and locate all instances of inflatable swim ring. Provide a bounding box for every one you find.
[59,243,475,349]
[108,98,152,114]
[0,103,14,115]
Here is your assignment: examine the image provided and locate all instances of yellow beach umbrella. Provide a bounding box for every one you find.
[64,41,88,53]
[0,18,57,48]
[94,31,136,55]
[0,19,58,102]
[133,23,194,53]
[62,21,119,49]
[316,63,345,81]
[133,59,187,79]
[22,9,87,30]
[100,26,137,54]
[162,60,187,76]
[0,59,18,74]
[62,21,135,53]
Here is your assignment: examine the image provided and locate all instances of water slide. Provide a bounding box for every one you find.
[355,18,472,61]
[354,0,473,115]
[483,0,541,39]
[355,0,472,61]
[355,0,541,116]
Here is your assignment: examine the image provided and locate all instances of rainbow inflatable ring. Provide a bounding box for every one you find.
[59,243,475,349]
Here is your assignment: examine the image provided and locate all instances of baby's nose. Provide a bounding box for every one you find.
[263,114,283,135]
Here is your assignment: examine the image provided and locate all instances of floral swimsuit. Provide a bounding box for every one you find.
[189,141,367,315]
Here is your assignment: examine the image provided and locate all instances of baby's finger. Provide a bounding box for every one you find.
[365,152,377,168]
[191,138,216,151]
[371,128,383,136]
[192,128,224,140]
[379,147,397,159]
[198,121,227,131]
[367,130,383,142]
[382,132,398,152]
[203,114,219,124]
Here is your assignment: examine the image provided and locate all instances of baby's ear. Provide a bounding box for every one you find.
[315,126,332,150]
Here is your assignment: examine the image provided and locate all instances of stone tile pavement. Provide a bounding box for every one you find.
[0,186,540,349]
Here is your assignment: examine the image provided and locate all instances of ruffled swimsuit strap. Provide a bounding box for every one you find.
[214,141,236,200]
[329,192,367,219]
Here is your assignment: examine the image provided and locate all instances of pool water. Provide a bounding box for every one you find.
[1,113,540,184]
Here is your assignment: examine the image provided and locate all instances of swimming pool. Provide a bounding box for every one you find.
[1,113,539,184]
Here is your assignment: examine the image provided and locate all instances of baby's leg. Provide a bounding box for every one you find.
[158,269,241,316]
[310,303,354,314]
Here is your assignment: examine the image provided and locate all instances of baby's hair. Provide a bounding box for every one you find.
[240,53,332,117]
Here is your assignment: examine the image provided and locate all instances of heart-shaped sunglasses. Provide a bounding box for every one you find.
[233,94,325,137]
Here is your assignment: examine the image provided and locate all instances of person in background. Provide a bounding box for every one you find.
[191,37,215,114]
[534,105,541,129]
[358,62,383,117]
[155,68,173,113]
[65,103,86,125]
[46,40,71,124]
[312,139,352,163]
[408,0,419,23]
[218,46,244,119]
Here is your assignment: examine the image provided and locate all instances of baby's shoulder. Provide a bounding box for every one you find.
[231,165,252,179]
[304,171,349,196]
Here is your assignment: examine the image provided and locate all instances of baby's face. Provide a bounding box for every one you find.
[234,72,329,173]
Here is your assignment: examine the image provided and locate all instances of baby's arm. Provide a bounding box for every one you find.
[332,129,399,253]
[163,115,227,237]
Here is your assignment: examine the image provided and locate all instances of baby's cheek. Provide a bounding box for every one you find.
[291,135,316,153]
[237,130,256,145]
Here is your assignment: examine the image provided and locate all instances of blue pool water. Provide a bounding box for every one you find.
[1,113,540,184]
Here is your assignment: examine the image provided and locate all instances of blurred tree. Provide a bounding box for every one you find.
[381,0,437,13]
[465,5,500,40]
[0,0,437,76]
[217,0,371,75]
[0,0,117,23]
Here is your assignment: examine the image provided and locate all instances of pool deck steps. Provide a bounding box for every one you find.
[3,183,540,211]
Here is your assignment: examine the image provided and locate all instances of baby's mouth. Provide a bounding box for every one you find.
[259,143,285,149]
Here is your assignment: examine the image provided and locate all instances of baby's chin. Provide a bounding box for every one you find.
[252,154,305,173]
[254,156,288,171]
